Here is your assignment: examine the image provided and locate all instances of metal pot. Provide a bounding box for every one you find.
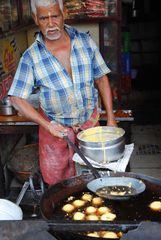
[0,97,17,115]
[77,126,125,163]
[0,105,17,115]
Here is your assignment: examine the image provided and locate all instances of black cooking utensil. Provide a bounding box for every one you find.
[63,135,100,179]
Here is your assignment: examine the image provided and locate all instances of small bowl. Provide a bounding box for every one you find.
[0,105,17,115]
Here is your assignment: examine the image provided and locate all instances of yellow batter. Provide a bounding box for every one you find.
[79,126,122,143]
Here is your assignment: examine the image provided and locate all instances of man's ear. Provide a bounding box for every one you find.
[32,13,38,25]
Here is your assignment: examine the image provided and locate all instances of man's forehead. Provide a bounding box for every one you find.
[37,3,61,14]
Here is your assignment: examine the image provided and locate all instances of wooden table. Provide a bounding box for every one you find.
[0,115,38,134]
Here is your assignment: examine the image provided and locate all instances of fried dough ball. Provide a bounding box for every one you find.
[85,206,97,215]
[73,212,85,220]
[149,201,161,211]
[117,232,123,238]
[87,232,100,238]
[62,203,75,213]
[92,197,104,206]
[97,206,111,215]
[86,214,99,221]
[101,231,118,239]
[72,199,86,208]
[81,193,93,202]
[100,212,116,221]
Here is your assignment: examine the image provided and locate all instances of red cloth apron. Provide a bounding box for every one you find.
[39,109,100,185]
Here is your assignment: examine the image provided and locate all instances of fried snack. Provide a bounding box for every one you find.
[85,206,97,215]
[86,214,99,221]
[114,109,132,118]
[72,199,86,208]
[149,201,161,211]
[101,231,119,238]
[81,192,93,202]
[62,203,75,213]
[87,232,100,238]
[73,212,85,220]
[97,206,111,215]
[100,212,116,221]
[92,197,104,206]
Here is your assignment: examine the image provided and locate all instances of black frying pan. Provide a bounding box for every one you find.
[64,135,146,200]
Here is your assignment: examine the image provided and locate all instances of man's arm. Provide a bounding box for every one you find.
[9,96,67,137]
[95,75,117,126]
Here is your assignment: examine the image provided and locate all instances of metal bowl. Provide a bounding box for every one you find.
[0,105,17,115]
[0,97,17,115]
[77,126,125,164]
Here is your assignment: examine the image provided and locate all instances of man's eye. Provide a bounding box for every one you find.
[50,15,58,19]
[39,16,48,21]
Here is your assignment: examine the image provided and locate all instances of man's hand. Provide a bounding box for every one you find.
[107,118,118,127]
[107,114,118,127]
[48,122,67,138]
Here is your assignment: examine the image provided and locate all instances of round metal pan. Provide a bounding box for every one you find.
[87,177,146,200]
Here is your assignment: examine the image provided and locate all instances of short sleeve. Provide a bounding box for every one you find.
[8,52,35,98]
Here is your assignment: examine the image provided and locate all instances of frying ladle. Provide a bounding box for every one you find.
[64,135,101,179]
[64,135,146,200]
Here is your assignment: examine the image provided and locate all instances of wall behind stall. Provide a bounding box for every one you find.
[27,27,38,46]
[0,31,28,101]
[71,23,100,48]
[15,32,28,55]
[122,0,161,90]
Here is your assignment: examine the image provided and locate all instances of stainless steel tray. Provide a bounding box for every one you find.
[100,110,134,121]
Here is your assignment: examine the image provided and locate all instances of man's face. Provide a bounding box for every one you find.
[34,3,64,41]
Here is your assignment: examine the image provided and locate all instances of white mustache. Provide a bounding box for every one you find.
[46,27,60,33]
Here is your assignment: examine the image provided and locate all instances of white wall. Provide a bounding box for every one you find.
[70,23,100,48]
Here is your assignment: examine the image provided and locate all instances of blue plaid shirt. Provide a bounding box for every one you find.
[8,25,110,126]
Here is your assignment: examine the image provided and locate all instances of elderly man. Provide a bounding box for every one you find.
[8,0,116,185]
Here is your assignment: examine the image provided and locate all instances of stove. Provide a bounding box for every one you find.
[8,179,44,220]
[4,175,161,240]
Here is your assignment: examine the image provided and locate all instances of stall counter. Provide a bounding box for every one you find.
[0,115,38,134]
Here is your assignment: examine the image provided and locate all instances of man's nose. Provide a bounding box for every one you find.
[48,16,55,26]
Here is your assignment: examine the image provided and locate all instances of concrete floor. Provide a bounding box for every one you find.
[130,124,161,179]
[121,89,161,180]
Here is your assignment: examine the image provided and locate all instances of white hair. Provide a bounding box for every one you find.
[30,0,64,14]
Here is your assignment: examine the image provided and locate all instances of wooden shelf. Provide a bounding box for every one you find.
[65,16,121,24]
[0,22,35,39]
